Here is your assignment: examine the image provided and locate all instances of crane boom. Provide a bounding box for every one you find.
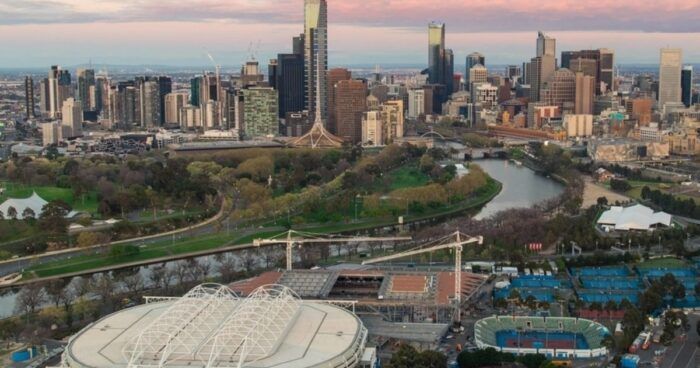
[361,231,483,324]
[254,230,411,271]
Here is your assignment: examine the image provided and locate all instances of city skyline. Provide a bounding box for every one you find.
[2,0,700,68]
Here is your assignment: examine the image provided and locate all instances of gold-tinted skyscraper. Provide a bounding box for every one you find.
[658,48,683,111]
[304,0,328,124]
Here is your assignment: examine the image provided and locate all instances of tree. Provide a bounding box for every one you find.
[385,344,447,368]
[6,206,17,220]
[14,283,47,317]
[39,200,72,234]
[22,207,35,219]
[597,197,609,206]
[76,232,100,248]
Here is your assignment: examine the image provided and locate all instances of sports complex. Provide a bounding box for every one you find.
[61,284,371,368]
[474,316,610,359]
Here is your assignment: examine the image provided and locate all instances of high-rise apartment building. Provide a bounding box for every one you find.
[408,89,425,119]
[76,69,95,112]
[334,79,367,143]
[42,122,62,146]
[383,100,404,142]
[658,48,683,111]
[242,87,278,138]
[24,76,35,119]
[682,66,693,107]
[47,66,71,119]
[165,92,188,126]
[61,98,82,138]
[138,79,160,128]
[304,0,328,123]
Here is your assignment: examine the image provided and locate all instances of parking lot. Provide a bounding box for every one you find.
[637,312,699,368]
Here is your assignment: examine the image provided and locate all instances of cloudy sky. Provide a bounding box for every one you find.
[1,0,700,68]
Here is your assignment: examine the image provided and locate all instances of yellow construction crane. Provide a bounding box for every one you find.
[361,231,483,325]
[253,230,412,271]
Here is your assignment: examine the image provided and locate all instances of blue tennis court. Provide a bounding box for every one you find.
[639,268,695,278]
[512,276,568,288]
[496,331,589,350]
[573,266,629,277]
[579,277,642,290]
[578,290,638,304]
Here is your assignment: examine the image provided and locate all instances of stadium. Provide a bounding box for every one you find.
[61,284,371,368]
[474,316,610,359]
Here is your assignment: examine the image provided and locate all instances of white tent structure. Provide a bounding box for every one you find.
[0,192,47,219]
[0,192,80,220]
[597,204,672,232]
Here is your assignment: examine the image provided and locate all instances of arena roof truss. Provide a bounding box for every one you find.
[121,284,302,368]
[206,285,301,367]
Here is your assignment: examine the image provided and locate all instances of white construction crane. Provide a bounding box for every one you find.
[361,231,483,324]
[253,230,412,271]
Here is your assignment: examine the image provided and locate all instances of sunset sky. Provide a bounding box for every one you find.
[2,0,700,68]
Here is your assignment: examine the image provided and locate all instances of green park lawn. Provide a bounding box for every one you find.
[386,165,430,191]
[24,178,503,280]
[0,181,98,213]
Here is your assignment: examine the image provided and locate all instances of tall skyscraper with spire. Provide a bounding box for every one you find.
[428,22,445,85]
[304,0,328,124]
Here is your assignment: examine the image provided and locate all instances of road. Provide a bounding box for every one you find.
[637,312,700,368]
[0,204,228,279]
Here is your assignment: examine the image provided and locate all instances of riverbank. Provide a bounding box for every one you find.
[13,178,503,284]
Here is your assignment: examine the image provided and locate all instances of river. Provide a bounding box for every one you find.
[0,159,564,318]
[474,159,565,220]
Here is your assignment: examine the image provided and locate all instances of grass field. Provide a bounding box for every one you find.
[0,182,98,213]
[386,165,430,191]
[636,257,688,269]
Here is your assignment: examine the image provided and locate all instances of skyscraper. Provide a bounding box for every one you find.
[466,52,486,89]
[326,68,352,133]
[48,66,71,119]
[61,98,82,138]
[529,32,556,103]
[444,49,454,94]
[541,68,575,111]
[658,48,683,111]
[277,53,305,119]
[528,56,556,102]
[561,49,615,94]
[575,72,596,115]
[682,66,693,107]
[24,76,35,119]
[536,31,556,57]
[242,87,279,138]
[304,0,328,123]
[334,79,367,143]
[428,22,445,86]
[76,68,95,112]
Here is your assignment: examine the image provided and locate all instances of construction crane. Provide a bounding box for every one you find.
[253,230,412,271]
[361,231,483,325]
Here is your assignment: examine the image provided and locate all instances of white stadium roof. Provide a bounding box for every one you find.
[62,284,368,368]
[597,204,672,231]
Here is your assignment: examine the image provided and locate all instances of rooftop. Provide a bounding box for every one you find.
[63,284,367,368]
